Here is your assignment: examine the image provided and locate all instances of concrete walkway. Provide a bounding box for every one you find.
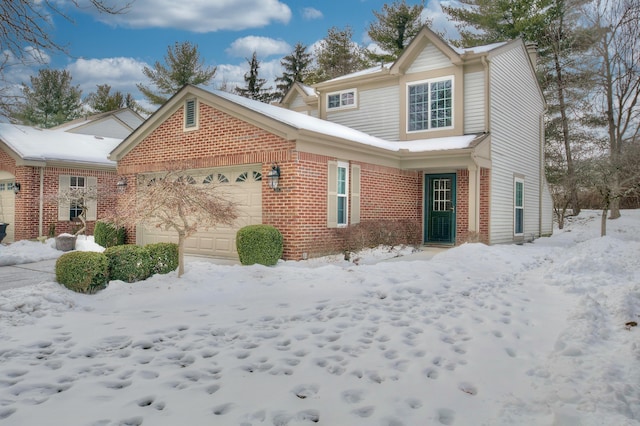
[0,259,57,291]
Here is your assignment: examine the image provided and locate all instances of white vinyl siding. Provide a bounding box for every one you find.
[58,175,97,222]
[464,71,485,133]
[327,85,400,140]
[290,94,306,109]
[407,43,453,74]
[488,45,545,243]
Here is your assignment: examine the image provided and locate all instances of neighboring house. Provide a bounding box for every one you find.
[109,28,553,261]
[0,109,143,243]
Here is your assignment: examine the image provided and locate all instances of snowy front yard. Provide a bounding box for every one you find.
[0,211,639,425]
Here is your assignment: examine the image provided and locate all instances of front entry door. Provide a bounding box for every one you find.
[425,174,456,244]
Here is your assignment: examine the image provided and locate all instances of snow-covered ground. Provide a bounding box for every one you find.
[0,211,638,426]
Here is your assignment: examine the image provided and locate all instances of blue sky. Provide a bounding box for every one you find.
[11,1,459,110]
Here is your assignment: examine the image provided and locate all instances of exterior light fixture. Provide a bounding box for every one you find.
[13,182,20,195]
[116,177,128,192]
[267,163,281,191]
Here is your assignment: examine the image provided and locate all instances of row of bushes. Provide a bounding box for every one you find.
[56,242,178,294]
[94,221,127,248]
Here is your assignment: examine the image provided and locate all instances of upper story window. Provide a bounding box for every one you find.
[407,77,453,132]
[184,98,198,130]
[327,89,357,111]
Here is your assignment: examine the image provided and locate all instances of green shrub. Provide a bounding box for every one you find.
[55,251,109,294]
[147,242,179,274]
[104,245,153,283]
[236,225,283,266]
[94,221,126,248]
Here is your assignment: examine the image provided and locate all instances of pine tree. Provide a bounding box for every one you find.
[367,0,430,63]
[442,0,552,47]
[308,26,370,83]
[137,41,216,106]
[234,51,275,103]
[11,69,83,128]
[274,42,312,100]
[86,84,145,114]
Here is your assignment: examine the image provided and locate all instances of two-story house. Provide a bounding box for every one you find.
[110,27,553,261]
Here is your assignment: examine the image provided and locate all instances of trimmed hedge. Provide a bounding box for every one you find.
[56,251,109,294]
[94,221,126,248]
[104,245,153,283]
[147,242,179,275]
[236,225,283,266]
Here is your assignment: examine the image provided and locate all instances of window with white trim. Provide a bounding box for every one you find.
[327,89,357,111]
[327,161,360,228]
[69,176,86,219]
[407,77,453,132]
[184,98,198,129]
[337,162,348,226]
[514,177,524,236]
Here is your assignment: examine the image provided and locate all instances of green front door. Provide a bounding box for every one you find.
[425,174,456,244]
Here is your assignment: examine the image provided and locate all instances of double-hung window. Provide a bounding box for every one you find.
[327,89,356,111]
[408,77,453,132]
[69,176,86,219]
[327,161,360,228]
[58,175,97,222]
[514,177,524,236]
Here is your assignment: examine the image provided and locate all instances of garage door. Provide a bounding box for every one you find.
[139,166,263,259]
[0,175,16,243]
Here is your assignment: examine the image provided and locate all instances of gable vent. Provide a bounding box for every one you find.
[185,99,197,128]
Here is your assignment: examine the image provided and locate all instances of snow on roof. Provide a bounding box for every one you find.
[298,83,317,97]
[0,123,120,166]
[212,90,479,153]
[452,41,508,55]
[322,62,393,83]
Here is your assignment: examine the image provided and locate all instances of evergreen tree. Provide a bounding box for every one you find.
[308,26,370,83]
[11,69,83,128]
[442,0,552,47]
[234,51,276,103]
[137,41,216,106]
[274,42,312,100]
[86,84,145,114]
[367,0,430,63]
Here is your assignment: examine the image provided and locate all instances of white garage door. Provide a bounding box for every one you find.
[0,174,16,243]
[139,166,263,259]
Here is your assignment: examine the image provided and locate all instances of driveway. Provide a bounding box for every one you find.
[0,259,57,291]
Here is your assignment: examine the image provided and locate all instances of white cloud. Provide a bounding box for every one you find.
[66,57,148,96]
[429,1,462,41]
[302,7,323,20]
[212,58,283,92]
[226,36,291,59]
[84,0,291,32]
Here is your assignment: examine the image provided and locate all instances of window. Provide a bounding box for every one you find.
[58,175,97,222]
[184,98,197,129]
[337,162,348,226]
[69,176,86,219]
[514,178,524,236]
[408,77,453,132]
[327,161,360,228]
[327,89,357,110]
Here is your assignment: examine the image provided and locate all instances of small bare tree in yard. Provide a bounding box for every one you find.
[53,182,111,236]
[109,169,238,277]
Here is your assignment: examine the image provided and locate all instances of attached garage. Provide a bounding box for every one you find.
[0,172,16,243]
[138,165,263,259]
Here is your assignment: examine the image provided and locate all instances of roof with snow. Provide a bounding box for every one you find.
[0,123,120,167]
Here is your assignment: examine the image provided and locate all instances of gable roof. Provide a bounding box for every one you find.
[111,85,485,163]
[52,108,145,138]
[0,123,119,168]
[278,82,318,107]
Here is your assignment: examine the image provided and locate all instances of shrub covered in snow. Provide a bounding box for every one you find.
[147,242,178,275]
[55,251,109,294]
[236,225,283,266]
[94,221,126,248]
[104,245,153,283]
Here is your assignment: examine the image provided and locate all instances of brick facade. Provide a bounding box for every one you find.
[1,147,117,241]
[117,102,432,260]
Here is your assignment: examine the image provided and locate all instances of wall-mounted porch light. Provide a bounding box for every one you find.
[267,163,281,192]
[116,177,128,192]
[13,182,20,195]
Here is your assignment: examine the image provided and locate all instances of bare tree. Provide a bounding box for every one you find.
[50,181,117,237]
[107,168,238,277]
[0,0,132,117]
[583,0,640,220]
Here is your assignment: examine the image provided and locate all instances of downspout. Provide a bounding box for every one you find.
[539,113,544,237]
[481,56,490,134]
[39,167,44,237]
